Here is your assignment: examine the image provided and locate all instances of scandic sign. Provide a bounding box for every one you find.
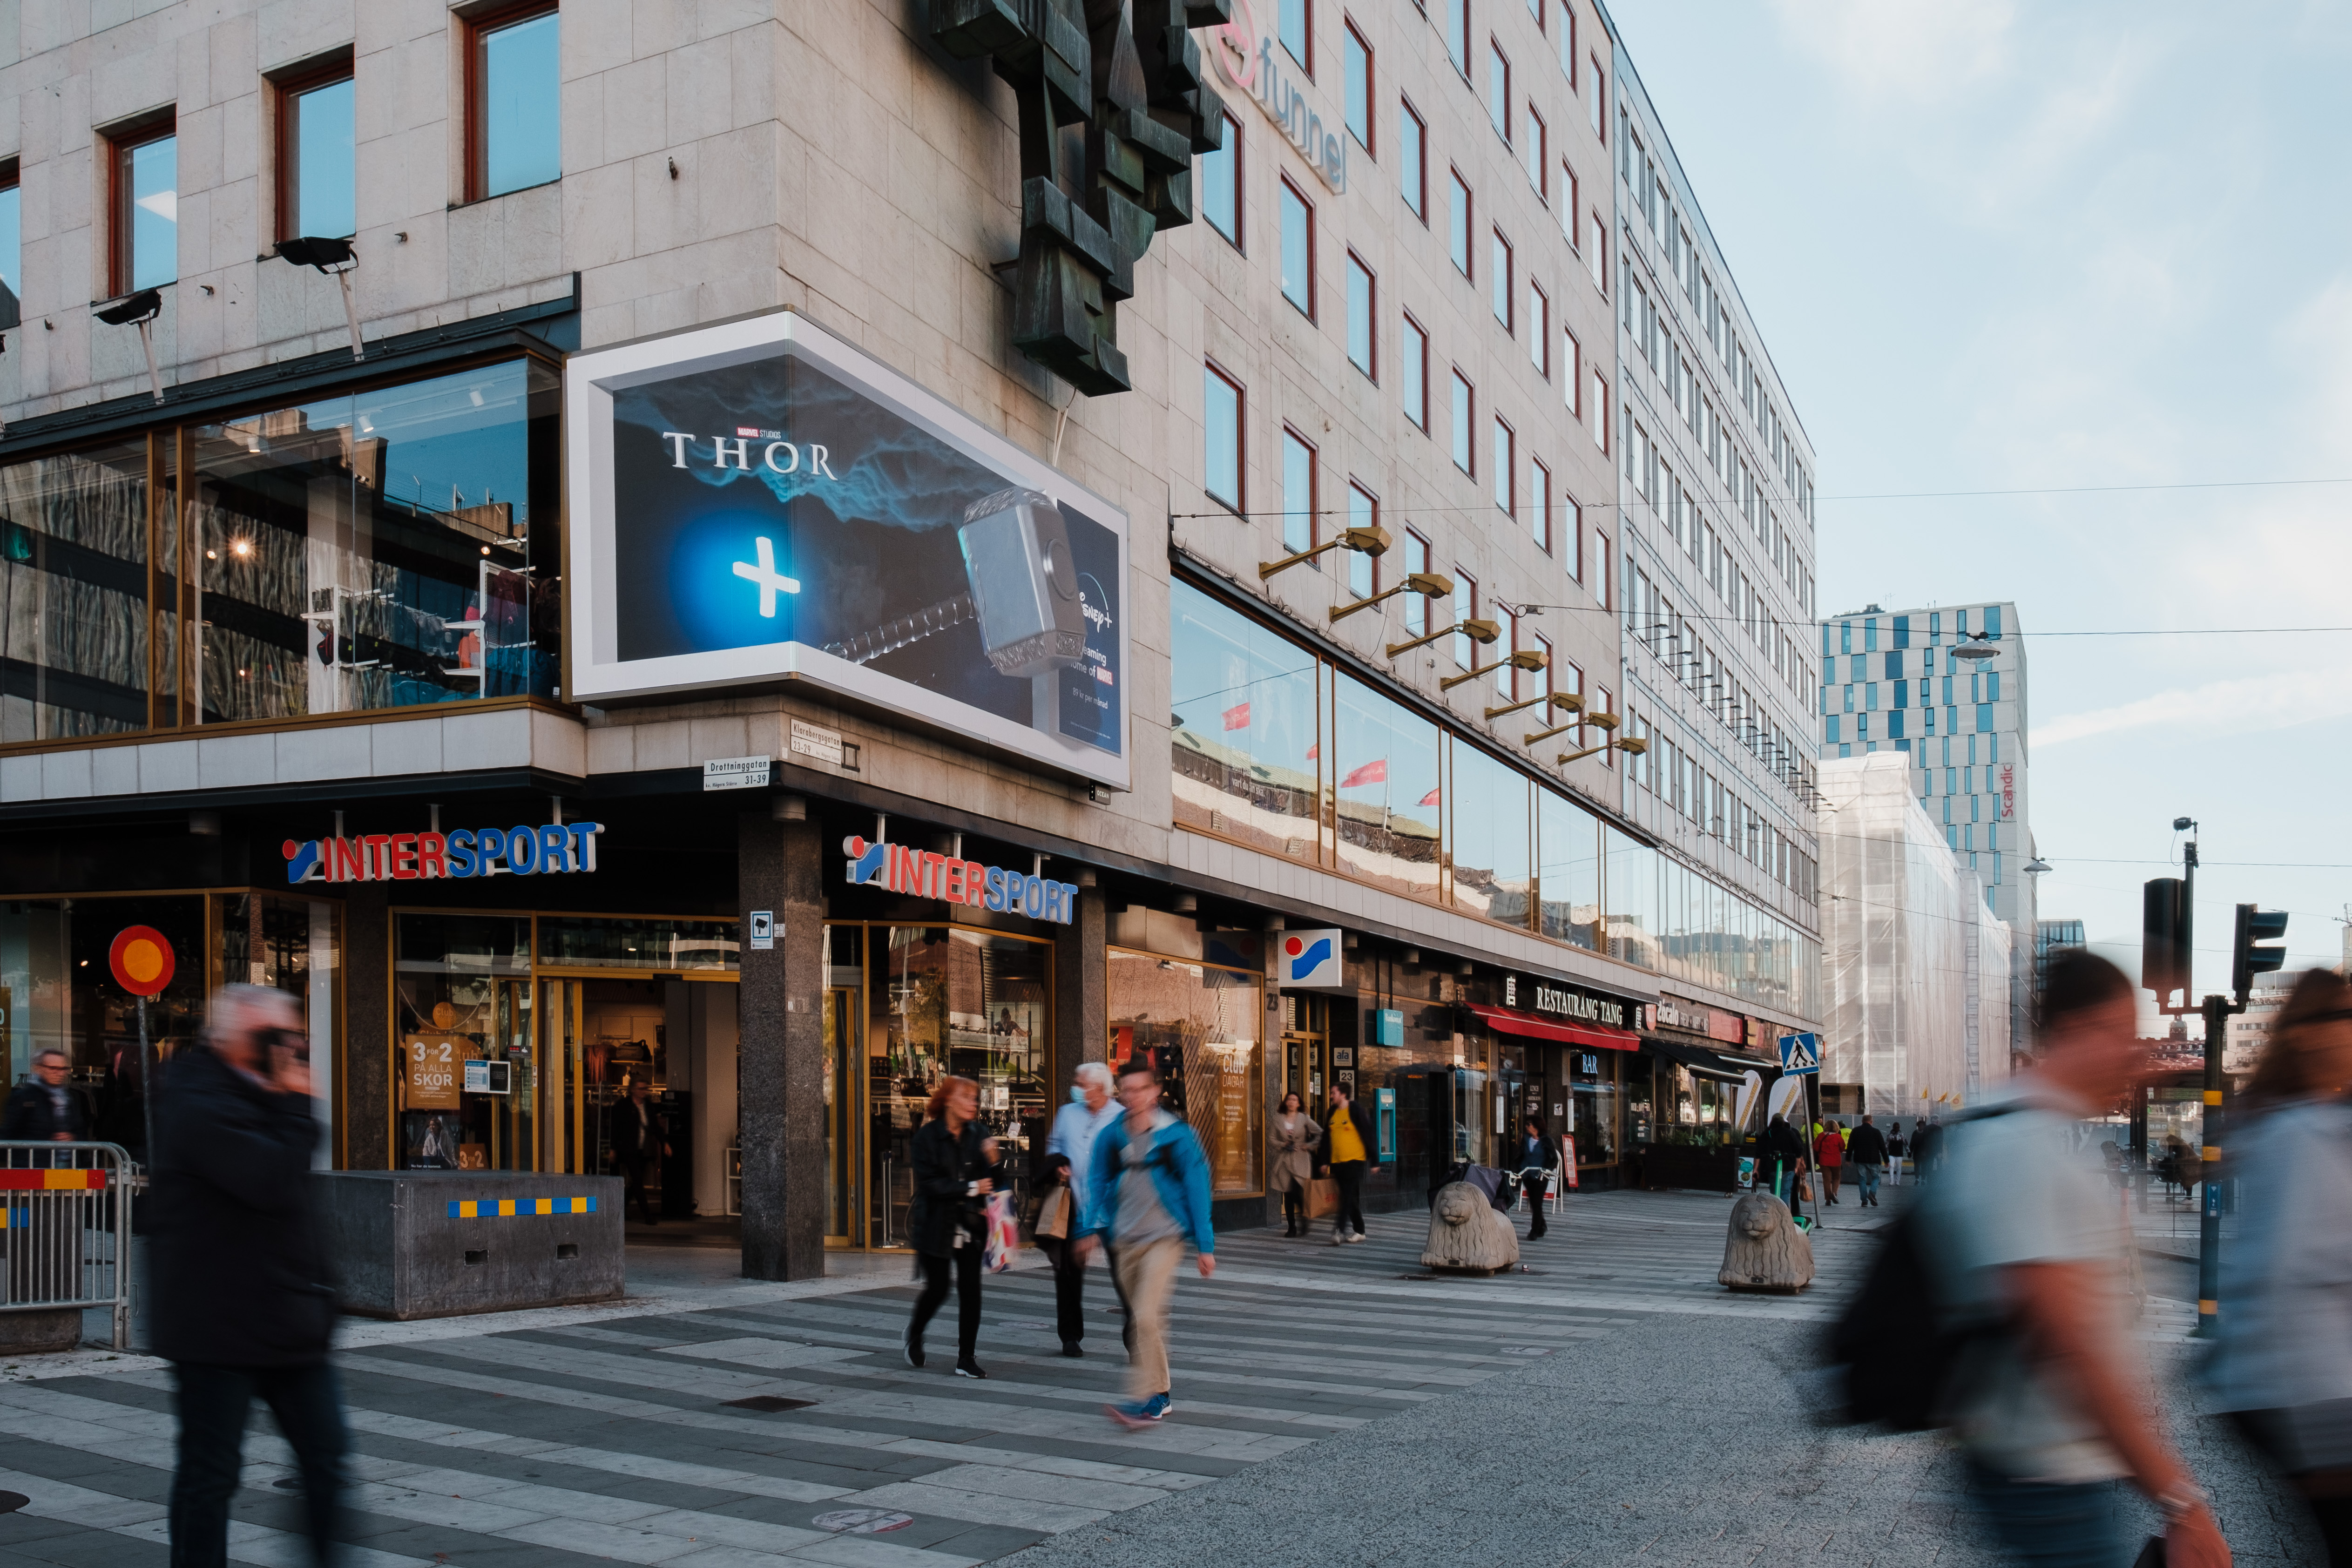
[843,836,1079,925]
[284,822,606,883]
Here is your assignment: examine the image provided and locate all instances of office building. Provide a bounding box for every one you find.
[2034,917,2084,996]
[0,0,1824,1274]
[1817,751,2011,1117]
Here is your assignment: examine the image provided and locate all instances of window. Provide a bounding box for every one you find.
[1347,483,1379,596]
[468,2,561,202]
[1564,491,1582,580]
[277,61,355,242]
[1450,370,1474,473]
[1530,457,1551,552]
[1344,20,1372,148]
[1280,0,1311,71]
[1278,179,1314,317]
[1529,281,1549,374]
[1201,115,1241,246]
[1402,312,1429,427]
[1493,419,1514,516]
[1488,43,1511,142]
[1448,170,1472,275]
[1346,251,1376,377]
[1563,165,1580,241]
[1405,530,1432,633]
[1596,685,1614,764]
[1453,573,1478,668]
[1559,1,1576,82]
[1446,0,1468,72]
[1400,99,1427,218]
[1491,230,1512,327]
[1494,602,1519,697]
[1563,327,1580,406]
[1589,370,1607,452]
[1526,108,1547,199]
[109,116,178,295]
[1594,533,1609,609]
[1588,58,1604,136]
[1282,429,1317,554]
[1587,211,1606,290]
[1203,362,1244,510]
[0,164,20,327]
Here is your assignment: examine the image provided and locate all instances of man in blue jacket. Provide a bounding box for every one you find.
[1076,1059,1216,1427]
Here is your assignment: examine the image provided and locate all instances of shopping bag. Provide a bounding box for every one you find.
[1034,1185,1071,1240]
[1797,1176,1814,1203]
[981,1192,1019,1273]
[1305,1177,1339,1218]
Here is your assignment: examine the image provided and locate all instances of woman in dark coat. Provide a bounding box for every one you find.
[906,1075,1004,1379]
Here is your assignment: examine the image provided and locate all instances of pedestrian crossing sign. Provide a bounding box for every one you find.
[1777,1032,1820,1076]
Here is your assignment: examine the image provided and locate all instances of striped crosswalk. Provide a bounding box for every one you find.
[0,1187,2148,1567]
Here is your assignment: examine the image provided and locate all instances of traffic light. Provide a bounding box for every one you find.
[2232,903,2289,1000]
[2142,877,2190,1005]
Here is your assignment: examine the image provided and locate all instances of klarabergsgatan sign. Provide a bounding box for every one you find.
[565,312,1132,789]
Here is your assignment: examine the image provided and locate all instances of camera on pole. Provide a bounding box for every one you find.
[2232,904,2289,1002]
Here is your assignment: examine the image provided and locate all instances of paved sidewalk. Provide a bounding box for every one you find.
[0,1189,2307,1567]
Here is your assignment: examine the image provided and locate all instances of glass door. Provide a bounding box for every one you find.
[824,987,854,1245]
[541,979,586,1173]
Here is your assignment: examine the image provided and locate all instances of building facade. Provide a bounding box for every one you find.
[0,0,1822,1272]
[2034,916,2083,997]
[1817,751,2010,1118]
[1818,599,2033,1046]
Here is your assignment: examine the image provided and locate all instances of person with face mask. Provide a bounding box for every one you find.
[1043,1061,1122,1356]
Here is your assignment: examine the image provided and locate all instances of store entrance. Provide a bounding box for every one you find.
[536,975,737,1225]
[1281,994,1328,1117]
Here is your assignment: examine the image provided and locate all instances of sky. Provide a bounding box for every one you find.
[1608,0,2352,1017]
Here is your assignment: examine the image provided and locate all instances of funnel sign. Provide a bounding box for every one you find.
[109,927,176,997]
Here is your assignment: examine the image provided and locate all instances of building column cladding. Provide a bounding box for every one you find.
[342,884,391,1172]
[738,811,826,1281]
[1054,885,1108,1090]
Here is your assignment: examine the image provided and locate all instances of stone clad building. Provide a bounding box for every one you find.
[0,0,1822,1273]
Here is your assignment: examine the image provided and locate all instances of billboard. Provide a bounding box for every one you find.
[565,311,1130,787]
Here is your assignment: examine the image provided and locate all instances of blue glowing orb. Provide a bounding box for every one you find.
[668,512,803,653]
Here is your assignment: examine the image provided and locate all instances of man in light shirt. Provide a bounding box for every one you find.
[1043,1061,1122,1357]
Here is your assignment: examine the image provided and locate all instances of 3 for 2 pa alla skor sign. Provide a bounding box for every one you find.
[284,820,607,883]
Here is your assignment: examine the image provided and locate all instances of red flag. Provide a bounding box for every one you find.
[1419,787,1442,807]
[1222,702,1250,730]
[1306,743,1319,760]
[1340,760,1387,788]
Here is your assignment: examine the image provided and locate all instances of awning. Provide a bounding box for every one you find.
[1643,1036,1775,1084]
[1464,1002,1641,1051]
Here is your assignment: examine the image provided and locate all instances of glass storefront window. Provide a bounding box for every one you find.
[1449,740,1529,926]
[0,440,153,742]
[1565,1049,1620,1166]
[1606,825,1660,970]
[392,912,534,1170]
[1170,581,1321,859]
[866,927,1052,1246]
[1538,788,1601,949]
[1107,949,1264,1195]
[186,358,559,723]
[537,915,739,971]
[1330,670,1441,899]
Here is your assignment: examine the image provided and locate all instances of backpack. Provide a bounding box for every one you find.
[1823,1106,2015,1430]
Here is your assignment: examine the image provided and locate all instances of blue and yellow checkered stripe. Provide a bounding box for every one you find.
[445,1196,598,1218]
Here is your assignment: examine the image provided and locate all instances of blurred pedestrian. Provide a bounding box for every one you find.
[2,1049,88,1145]
[1912,1119,1942,1186]
[1886,1122,1907,1187]
[906,1075,1003,1379]
[1269,1092,1321,1238]
[1514,1116,1561,1239]
[1316,1081,1372,1245]
[610,1077,668,1226]
[152,985,344,1568]
[1847,1115,1887,1209]
[1029,1152,1085,1357]
[1814,1118,1846,1205]
[1764,1111,1808,1213]
[1046,1061,1124,1352]
[1929,950,2229,1568]
[1078,1060,1215,1428]
[2210,967,2352,1563]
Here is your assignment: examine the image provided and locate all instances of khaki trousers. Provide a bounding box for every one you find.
[1112,1235,1182,1399]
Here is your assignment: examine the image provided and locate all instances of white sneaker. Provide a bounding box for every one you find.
[1329,1232,1346,1246]
[1346,1232,1366,1244]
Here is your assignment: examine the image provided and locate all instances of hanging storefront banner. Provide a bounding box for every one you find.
[565,310,1132,789]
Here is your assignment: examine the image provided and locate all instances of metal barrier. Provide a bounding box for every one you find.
[0,1141,135,1350]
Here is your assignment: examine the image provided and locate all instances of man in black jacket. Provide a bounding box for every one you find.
[1764,1112,1809,1216]
[152,984,343,1568]
[2,1049,88,1145]
[610,1078,669,1225]
[1846,1114,1889,1208]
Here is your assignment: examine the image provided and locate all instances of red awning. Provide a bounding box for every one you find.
[1464,1002,1641,1051]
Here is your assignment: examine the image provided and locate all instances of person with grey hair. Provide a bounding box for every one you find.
[151,984,345,1568]
[1043,1058,1122,1356]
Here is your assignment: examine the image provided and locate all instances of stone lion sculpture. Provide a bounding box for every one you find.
[1421,1180,1521,1274]
[1718,1188,1814,1293]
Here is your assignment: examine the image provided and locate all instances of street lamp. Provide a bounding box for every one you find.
[1952,634,1997,661]
[276,236,365,360]
[2023,857,2051,874]
[1440,646,1545,692]
[94,289,165,403]
[1260,522,1389,582]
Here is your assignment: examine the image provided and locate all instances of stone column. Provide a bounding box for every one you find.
[738,806,825,1280]
[1054,881,1107,1089]
[341,884,391,1171]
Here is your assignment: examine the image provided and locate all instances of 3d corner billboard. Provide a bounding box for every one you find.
[565,311,1131,788]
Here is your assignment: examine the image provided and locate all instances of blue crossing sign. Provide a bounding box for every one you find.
[1777,1032,1820,1076]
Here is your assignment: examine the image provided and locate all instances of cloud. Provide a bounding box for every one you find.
[2034,666,2352,749]
[1770,0,2015,102]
